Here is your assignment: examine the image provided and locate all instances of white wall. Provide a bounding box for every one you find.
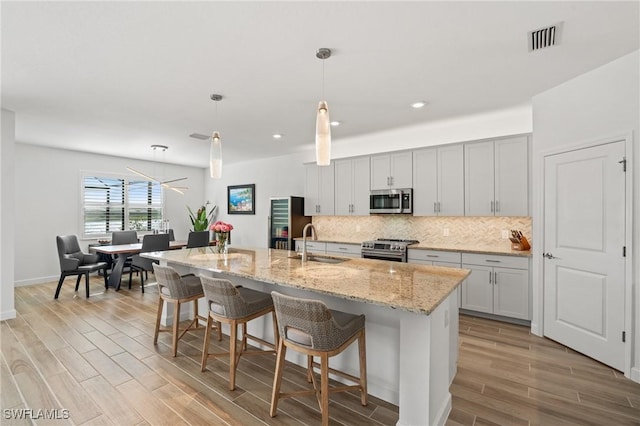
[1,109,16,320]
[14,144,207,285]
[531,50,640,380]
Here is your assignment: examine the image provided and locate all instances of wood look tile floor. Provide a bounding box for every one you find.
[1,278,639,425]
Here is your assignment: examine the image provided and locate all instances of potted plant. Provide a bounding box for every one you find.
[187,202,217,232]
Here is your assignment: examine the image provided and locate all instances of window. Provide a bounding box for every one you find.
[82,175,163,238]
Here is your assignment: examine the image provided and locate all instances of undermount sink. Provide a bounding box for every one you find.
[288,254,347,264]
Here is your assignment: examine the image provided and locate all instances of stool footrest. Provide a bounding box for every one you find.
[311,361,362,384]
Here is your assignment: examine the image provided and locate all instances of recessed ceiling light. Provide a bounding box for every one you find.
[411,101,427,109]
[330,121,341,127]
[272,134,282,139]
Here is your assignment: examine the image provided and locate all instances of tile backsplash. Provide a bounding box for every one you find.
[312,215,532,247]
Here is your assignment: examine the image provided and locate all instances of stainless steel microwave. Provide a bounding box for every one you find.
[369,189,413,214]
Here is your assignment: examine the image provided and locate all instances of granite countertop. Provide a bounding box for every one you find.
[293,237,532,257]
[143,247,470,315]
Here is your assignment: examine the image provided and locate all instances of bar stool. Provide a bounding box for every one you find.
[199,276,278,391]
[269,291,367,426]
[152,264,214,357]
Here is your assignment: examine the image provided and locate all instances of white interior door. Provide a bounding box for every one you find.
[543,141,626,371]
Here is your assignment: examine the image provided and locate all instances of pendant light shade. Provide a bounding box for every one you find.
[209,94,223,179]
[315,48,332,166]
[210,131,222,179]
[315,101,331,166]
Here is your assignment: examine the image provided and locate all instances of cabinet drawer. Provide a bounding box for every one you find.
[326,242,361,256]
[408,249,461,264]
[295,241,326,253]
[461,253,528,269]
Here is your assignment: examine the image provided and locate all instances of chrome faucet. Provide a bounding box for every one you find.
[301,223,317,262]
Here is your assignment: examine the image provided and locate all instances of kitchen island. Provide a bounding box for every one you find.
[143,247,470,426]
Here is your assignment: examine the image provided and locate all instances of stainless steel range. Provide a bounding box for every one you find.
[360,239,419,262]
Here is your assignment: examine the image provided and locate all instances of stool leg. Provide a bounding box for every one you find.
[229,321,238,390]
[193,299,199,329]
[172,301,181,357]
[358,330,368,406]
[241,322,248,351]
[201,315,213,372]
[85,272,90,298]
[154,297,164,345]
[271,311,279,347]
[270,339,287,417]
[320,353,330,426]
[216,320,222,341]
[307,355,314,383]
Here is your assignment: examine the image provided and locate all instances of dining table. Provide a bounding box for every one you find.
[90,240,188,290]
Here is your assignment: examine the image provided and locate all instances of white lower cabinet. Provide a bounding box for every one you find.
[461,253,530,320]
[295,241,326,254]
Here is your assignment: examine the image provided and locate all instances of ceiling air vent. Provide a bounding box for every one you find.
[189,133,210,140]
[528,22,563,52]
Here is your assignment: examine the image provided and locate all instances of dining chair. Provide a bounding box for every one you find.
[168,229,175,242]
[186,231,210,248]
[200,276,277,390]
[54,235,109,299]
[129,233,170,293]
[111,230,138,272]
[269,291,367,426]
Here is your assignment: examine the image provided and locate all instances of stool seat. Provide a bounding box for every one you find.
[200,277,278,391]
[270,291,367,426]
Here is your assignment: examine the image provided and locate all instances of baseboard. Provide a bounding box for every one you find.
[433,393,452,426]
[530,321,541,337]
[14,275,58,287]
[1,309,17,321]
[631,366,640,384]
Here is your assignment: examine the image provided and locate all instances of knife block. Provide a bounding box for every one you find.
[512,236,531,251]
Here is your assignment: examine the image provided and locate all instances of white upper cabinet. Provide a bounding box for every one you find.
[304,163,335,216]
[370,152,413,190]
[413,145,464,216]
[465,136,529,216]
[334,157,370,215]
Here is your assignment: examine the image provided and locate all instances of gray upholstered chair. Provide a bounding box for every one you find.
[269,291,367,426]
[152,264,206,357]
[55,235,109,299]
[186,231,210,248]
[129,233,169,293]
[200,276,277,391]
[111,230,138,271]
[168,229,175,242]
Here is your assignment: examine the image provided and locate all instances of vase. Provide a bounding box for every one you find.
[216,232,229,254]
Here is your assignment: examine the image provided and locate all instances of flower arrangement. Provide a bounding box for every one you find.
[187,202,217,232]
[210,221,233,253]
[210,221,234,233]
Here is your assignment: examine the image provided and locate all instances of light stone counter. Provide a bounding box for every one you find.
[143,246,471,426]
[143,247,470,315]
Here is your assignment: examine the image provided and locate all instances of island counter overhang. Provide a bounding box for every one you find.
[143,247,471,426]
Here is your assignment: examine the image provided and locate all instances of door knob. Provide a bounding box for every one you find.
[543,252,556,259]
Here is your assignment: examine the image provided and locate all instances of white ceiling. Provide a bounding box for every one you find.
[2,1,638,168]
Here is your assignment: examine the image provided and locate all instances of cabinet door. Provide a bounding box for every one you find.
[317,163,335,216]
[390,152,413,188]
[493,267,530,320]
[412,148,438,216]
[494,136,529,216]
[438,145,465,216]
[351,156,371,215]
[304,164,320,216]
[460,264,493,313]
[464,141,495,216]
[413,148,438,216]
[370,155,392,190]
[334,159,353,215]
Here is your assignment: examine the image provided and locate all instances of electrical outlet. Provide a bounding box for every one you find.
[501,230,509,239]
[443,228,449,237]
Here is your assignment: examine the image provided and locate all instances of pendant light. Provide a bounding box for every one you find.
[315,48,331,166]
[126,145,188,194]
[210,94,223,179]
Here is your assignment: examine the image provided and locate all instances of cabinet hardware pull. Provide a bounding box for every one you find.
[490,200,495,213]
[486,260,501,263]
[489,272,492,284]
[494,271,498,284]
[426,255,439,258]
[438,201,441,213]
[434,202,437,213]
[495,200,500,212]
